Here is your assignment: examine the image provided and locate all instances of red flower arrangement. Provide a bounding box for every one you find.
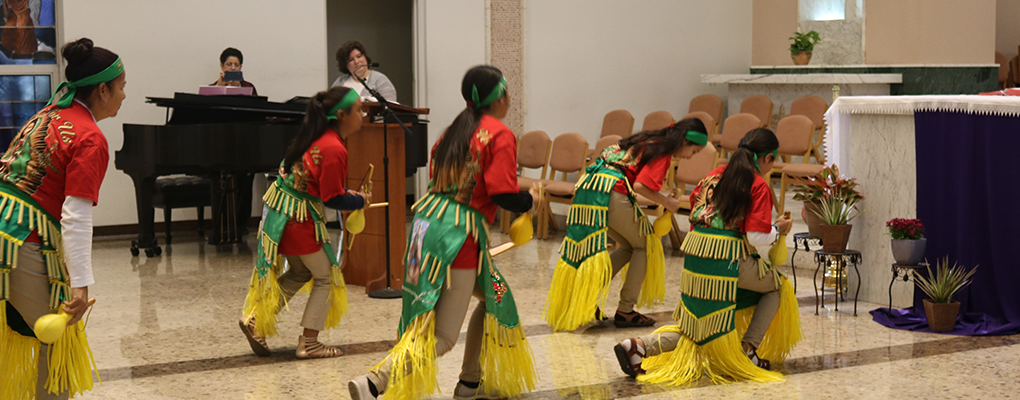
[886,218,924,240]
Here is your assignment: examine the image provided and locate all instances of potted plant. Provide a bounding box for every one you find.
[789,31,821,65]
[812,191,863,253]
[914,257,977,332]
[792,164,864,238]
[887,218,925,265]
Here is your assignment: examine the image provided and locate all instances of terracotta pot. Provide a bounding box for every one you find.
[891,238,926,265]
[819,224,852,253]
[792,51,812,65]
[801,202,825,238]
[923,299,960,332]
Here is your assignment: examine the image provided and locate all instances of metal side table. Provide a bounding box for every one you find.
[889,262,927,310]
[790,232,821,292]
[813,249,862,316]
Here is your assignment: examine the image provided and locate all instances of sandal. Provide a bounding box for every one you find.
[595,307,608,322]
[743,342,771,370]
[613,310,656,328]
[296,335,344,359]
[239,316,271,357]
[613,338,646,378]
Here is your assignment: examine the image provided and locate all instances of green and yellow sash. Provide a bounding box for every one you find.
[0,182,99,399]
[242,175,348,338]
[374,192,536,400]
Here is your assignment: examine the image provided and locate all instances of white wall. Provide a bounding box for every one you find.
[526,0,753,147]
[62,0,329,227]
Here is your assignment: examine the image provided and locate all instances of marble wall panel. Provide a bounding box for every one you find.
[725,83,889,130]
[800,19,864,65]
[845,114,918,307]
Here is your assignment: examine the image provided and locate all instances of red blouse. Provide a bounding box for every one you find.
[688,165,773,234]
[612,154,672,195]
[278,129,350,255]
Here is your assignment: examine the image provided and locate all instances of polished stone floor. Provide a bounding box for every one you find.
[75,221,1019,400]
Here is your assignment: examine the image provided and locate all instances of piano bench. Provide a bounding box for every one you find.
[153,175,212,244]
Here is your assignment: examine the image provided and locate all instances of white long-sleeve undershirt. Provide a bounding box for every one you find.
[746,227,778,258]
[61,195,94,288]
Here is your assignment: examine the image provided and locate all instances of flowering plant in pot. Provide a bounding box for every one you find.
[792,164,864,238]
[886,218,925,265]
[812,192,863,253]
[914,257,977,332]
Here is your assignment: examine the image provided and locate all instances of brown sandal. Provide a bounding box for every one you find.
[614,311,656,328]
[239,316,271,357]
[296,335,344,359]
[744,342,771,370]
[614,338,646,378]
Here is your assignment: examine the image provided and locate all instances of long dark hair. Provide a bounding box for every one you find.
[712,128,779,224]
[431,65,505,191]
[616,117,707,164]
[283,86,354,169]
[62,38,120,101]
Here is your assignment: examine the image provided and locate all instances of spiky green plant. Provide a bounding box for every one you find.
[913,257,978,304]
[811,193,863,225]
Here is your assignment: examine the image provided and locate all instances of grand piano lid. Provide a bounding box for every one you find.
[147,93,306,115]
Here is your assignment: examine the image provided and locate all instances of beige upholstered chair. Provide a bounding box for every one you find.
[997,51,1009,89]
[789,95,830,164]
[682,112,717,146]
[641,110,674,132]
[665,142,719,250]
[500,130,551,233]
[718,113,762,158]
[688,94,724,139]
[588,135,622,166]
[536,132,589,238]
[740,95,774,129]
[600,109,635,138]
[770,115,815,181]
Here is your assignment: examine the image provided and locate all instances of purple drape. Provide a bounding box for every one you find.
[871,111,1020,336]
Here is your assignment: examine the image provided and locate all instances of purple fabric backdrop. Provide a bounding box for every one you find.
[871,111,1020,336]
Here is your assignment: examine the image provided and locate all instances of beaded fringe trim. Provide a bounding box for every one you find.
[672,297,736,344]
[680,230,747,261]
[0,192,65,308]
[679,269,738,303]
[558,228,607,265]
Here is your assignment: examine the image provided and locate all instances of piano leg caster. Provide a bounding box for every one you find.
[131,240,162,257]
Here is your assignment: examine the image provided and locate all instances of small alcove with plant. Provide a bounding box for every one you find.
[789,30,821,65]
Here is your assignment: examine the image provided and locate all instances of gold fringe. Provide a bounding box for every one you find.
[671,298,735,344]
[557,228,608,264]
[46,320,100,396]
[0,300,39,400]
[678,269,738,303]
[543,253,612,331]
[565,204,608,227]
[680,230,747,261]
[373,312,439,400]
[733,276,803,363]
[637,233,666,308]
[322,266,349,330]
[639,327,785,386]
[242,260,284,338]
[479,314,537,398]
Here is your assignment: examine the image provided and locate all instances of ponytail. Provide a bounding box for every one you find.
[712,128,779,224]
[431,65,505,191]
[283,86,353,171]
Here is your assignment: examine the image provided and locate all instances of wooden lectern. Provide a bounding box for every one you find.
[342,102,429,294]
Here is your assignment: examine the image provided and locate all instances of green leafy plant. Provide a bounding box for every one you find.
[913,257,977,304]
[792,164,864,204]
[811,192,863,225]
[789,31,821,54]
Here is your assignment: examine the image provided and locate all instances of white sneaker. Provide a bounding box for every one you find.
[348,375,377,400]
[453,382,500,400]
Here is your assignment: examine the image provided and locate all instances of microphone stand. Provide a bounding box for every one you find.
[353,65,414,299]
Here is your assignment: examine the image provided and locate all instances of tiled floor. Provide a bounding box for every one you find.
[73,217,1018,399]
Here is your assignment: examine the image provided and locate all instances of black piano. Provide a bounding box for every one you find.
[115,93,428,256]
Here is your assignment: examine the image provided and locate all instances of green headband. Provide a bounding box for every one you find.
[684,130,708,146]
[753,148,779,172]
[470,76,507,109]
[326,89,360,121]
[47,57,124,109]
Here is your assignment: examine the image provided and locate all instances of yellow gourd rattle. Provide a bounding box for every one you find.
[652,189,682,237]
[768,211,792,265]
[33,298,96,344]
[346,164,373,249]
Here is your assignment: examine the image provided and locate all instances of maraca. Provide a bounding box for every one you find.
[653,209,674,237]
[508,213,533,246]
[346,209,365,234]
[768,211,792,265]
[33,298,96,344]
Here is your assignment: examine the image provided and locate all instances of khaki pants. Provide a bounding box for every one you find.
[8,242,68,400]
[368,268,485,391]
[639,256,781,355]
[606,191,647,313]
[278,249,333,332]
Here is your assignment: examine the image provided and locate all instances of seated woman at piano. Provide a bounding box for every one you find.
[0,37,125,399]
[331,40,397,103]
[239,86,370,359]
[211,47,258,95]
